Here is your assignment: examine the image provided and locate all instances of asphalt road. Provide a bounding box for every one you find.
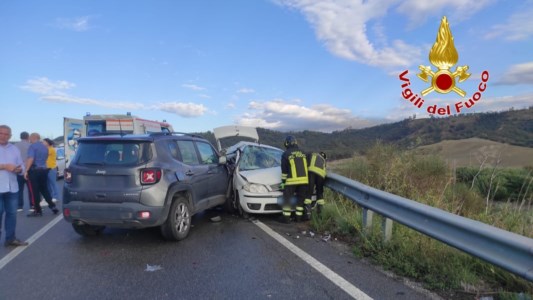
[0,180,436,300]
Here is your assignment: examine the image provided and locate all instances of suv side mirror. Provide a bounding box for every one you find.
[218,156,227,165]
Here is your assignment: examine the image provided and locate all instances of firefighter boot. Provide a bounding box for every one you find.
[280,206,292,224]
[295,206,304,222]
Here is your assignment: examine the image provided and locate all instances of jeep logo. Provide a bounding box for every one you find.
[96,169,106,175]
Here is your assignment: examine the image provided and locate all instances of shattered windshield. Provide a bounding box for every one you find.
[239,145,282,171]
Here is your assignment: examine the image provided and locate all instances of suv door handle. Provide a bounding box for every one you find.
[185,170,194,176]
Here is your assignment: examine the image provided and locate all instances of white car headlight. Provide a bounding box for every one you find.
[243,183,269,193]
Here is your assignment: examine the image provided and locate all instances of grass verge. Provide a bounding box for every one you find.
[311,143,533,299]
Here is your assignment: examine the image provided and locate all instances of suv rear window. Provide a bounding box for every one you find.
[75,141,152,166]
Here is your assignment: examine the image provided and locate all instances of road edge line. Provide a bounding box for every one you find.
[0,214,64,270]
[253,220,373,300]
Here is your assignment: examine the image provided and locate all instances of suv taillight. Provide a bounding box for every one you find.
[64,169,72,183]
[141,168,162,185]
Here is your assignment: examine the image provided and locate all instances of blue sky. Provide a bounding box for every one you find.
[1,0,532,139]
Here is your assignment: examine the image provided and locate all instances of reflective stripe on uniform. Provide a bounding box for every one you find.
[286,151,308,185]
[304,198,313,205]
[308,153,326,178]
[282,206,292,216]
[316,198,325,205]
[295,206,304,216]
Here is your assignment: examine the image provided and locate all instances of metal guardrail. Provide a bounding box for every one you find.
[325,172,533,282]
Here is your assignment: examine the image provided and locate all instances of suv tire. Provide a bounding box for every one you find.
[161,196,192,241]
[72,224,105,236]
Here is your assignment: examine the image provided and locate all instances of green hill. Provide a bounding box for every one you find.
[196,108,533,160]
[412,137,533,168]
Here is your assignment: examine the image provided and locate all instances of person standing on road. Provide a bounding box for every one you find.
[0,125,29,247]
[25,133,59,217]
[43,138,59,202]
[280,136,308,223]
[14,131,31,211]
[305,151,327,218]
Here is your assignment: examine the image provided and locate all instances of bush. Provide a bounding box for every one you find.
[456,167,533,202]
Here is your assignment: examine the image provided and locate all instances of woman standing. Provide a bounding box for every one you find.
[43,138,59,202]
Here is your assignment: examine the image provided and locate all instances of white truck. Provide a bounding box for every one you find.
[64,114,173,165]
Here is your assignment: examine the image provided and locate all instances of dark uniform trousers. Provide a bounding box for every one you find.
[27,168,56,213]
[282,184,307,219]
[308,171,325,202]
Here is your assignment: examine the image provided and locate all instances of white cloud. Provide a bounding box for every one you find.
[42,94,144,110]
[237,88,255,94]
[21,78,208,118]
[55,16,92,32]
[496,62,533,85]
[275,0,419,68]
[226,102,236,109]
[396,0,495,26]
[21,77,75,95]
[153,102,207,118]
[274,0,494,68]
[484,3,533,41]
[388,93,533,120]
[465,93,533,112]
[238,116,283,129]
[182,84,206,91]
[238,99,375,131]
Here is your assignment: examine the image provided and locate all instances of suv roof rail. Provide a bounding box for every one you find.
[149,131,204,139]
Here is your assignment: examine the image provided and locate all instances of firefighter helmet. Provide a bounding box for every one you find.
[319,151,327,160]
[284,135,297,148]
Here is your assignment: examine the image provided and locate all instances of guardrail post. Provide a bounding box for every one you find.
[362,208,373,235]
[382,218,393,242]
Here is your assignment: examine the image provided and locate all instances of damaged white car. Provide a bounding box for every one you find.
[214,126,286,216]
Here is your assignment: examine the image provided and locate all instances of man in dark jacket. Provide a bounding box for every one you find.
[24,133,59,217]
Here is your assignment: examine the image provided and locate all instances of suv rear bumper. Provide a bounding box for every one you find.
[63,201,166,229]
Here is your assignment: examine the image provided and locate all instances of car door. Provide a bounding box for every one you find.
[64,117,86,167]
[195,141,228,204]
[176,140,210,210]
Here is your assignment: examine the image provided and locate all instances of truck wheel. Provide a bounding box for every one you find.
[72,224,105,236]
[161,196,191,241]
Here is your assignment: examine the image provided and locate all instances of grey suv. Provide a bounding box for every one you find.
[63,132,228,241]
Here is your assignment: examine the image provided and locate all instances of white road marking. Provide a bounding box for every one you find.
[253,220,373,300]
[0,214,63,271]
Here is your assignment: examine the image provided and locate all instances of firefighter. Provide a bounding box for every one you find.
[305,151,327,218]
[280,136,308,223]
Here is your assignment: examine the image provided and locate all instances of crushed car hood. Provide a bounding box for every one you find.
[239,167,281,185]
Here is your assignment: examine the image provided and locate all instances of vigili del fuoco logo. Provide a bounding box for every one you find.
[399,16,489,115]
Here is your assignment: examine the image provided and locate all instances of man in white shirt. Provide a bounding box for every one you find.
[0,125,29,247]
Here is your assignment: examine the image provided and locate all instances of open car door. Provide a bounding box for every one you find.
[213,125,259,151]
[63,117,86,167]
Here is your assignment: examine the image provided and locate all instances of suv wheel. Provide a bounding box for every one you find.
[161,196,191,241]
[72,224,105,236]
